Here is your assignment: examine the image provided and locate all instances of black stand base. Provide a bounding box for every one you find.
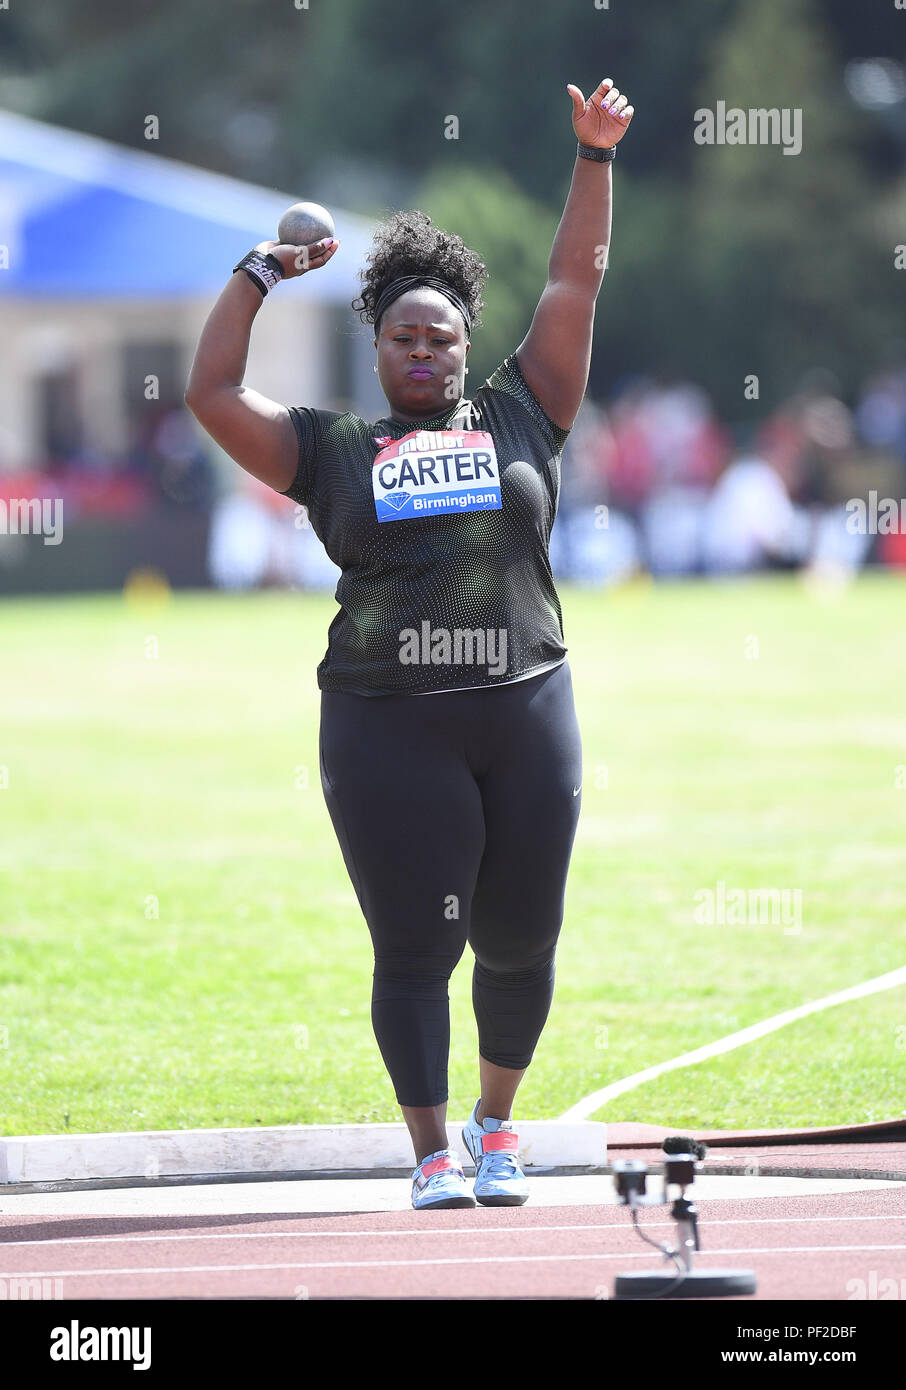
[613,1268,757,1299]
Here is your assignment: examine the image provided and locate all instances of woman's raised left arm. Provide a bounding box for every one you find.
[514,77,634,432]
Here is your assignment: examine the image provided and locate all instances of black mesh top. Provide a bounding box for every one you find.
[277,352,572,696]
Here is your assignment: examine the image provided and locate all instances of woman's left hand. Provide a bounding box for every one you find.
[567,77,634,147]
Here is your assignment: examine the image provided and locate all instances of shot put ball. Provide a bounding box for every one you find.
[277,202,335,247]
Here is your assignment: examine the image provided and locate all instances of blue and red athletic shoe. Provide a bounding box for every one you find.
[461,1101,530,1206]
[410,1148,476,1210]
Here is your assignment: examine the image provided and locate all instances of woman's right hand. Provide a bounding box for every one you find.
[256,236,340,281]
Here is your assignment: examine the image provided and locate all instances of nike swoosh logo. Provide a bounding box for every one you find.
[572,785,581,796]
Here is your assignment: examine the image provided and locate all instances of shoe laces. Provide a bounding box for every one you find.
[478,1144,520,1179]
[474,1119,521,1178]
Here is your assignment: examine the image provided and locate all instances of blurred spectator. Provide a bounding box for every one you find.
[701,453,809,574]
[15,358,906,591]
[207,480,275,590]
[606,378,731,517]
[559,398,613,514]
[641,486,709,576]
[757,370,855,507]
[207,472,341,591]
[129,404,215,510]
[643,381,731,491]
[855,366,906,466]
[606,379,658,517]
[553,398,621,580]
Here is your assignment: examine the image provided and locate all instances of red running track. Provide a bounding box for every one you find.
[1,1187,904,1300]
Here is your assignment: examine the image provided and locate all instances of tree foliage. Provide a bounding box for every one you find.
[1,0,901,414]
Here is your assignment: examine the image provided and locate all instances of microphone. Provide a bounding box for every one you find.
[663,1134,708,1161]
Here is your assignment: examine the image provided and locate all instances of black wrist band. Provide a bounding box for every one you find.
[233,249,284,296]
[577,142,617,162]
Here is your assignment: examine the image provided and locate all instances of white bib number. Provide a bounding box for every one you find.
[372,429,501,523]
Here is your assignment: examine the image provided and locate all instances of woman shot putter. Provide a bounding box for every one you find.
[186,76,634,1209]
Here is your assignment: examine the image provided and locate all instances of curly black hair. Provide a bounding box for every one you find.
[351,209,487,338]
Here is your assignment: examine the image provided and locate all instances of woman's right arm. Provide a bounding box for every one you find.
[184,236,339,494]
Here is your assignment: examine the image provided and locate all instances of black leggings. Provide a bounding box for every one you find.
[318,659,583,1106]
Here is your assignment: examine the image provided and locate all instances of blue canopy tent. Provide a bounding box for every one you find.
[0,108,374,299]
[0,111,383,595]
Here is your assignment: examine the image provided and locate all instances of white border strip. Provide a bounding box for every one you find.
[0,1121,605,1185]
[558,965,906,1122]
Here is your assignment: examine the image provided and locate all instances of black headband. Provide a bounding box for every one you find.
[373,275,471,338]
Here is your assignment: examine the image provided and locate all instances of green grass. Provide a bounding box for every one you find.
[1,572,905,1135]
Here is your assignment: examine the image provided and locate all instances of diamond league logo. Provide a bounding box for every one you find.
[382,491,411,512]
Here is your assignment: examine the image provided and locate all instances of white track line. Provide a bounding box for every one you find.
[2,1213,904,1250]
[558,965,906,1121]
[3,1245,906,1277]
